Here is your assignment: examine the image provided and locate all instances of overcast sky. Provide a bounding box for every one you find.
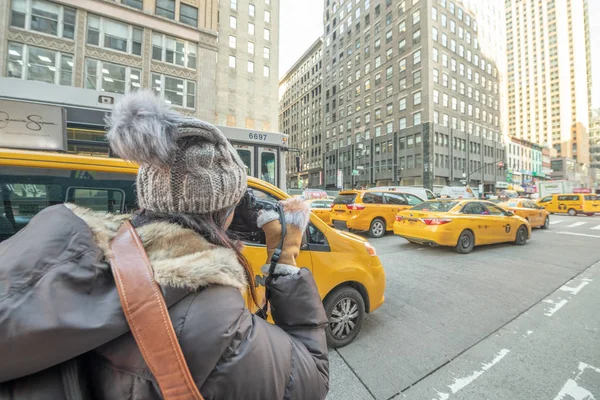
[279,0,600,108]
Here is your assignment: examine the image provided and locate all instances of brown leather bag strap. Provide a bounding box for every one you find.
[109,221,204,400]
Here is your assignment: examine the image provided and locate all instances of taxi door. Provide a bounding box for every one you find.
[382,192,411,230]
[538,195,555,213]
[483,202,517,243]
[525,200,544,226]
[460,202,494,244]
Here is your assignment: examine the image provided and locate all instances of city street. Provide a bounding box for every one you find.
[327,215,600,400]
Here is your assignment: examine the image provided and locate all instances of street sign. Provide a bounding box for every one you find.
[356,165,364,170]
[352,169,359,176]
[337,170,343,188]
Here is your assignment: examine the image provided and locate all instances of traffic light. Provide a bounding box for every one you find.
[497,161,505,170]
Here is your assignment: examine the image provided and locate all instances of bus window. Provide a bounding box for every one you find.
[0,183,63,241]
[236,149,253,177]
[67,188,125,213]
[260,151,276,185]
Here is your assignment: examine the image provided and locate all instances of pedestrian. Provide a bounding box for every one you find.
[0,90,329,399]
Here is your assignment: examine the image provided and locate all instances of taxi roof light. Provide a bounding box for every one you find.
[423,218,452,225]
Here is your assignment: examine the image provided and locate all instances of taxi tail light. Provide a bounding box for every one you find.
[395,215,404,222]
[364,242,377,256]
[422,218,452,225]
[347,204,365,211]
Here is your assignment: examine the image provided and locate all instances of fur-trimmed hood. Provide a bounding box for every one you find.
[65,204,248,293]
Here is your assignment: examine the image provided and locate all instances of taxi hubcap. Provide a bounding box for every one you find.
[330,298,359,339]
[372,222,384,236]
[461,235,471,248]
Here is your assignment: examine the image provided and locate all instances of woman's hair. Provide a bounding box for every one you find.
[131,208,259,307]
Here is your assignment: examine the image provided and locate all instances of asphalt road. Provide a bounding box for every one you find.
[326,214,600,400]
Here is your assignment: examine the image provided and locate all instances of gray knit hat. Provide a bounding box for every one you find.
[105,90,247,214]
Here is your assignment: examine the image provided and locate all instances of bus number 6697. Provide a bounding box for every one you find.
[249,132,267,141]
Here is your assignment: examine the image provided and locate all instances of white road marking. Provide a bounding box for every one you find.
[432,349,510,400]
[542,298,568,317]
[550,220,563,225]
[555,231,600,239]
[560,279,592,295]
[566,222,587,228]
[553,362,600,400]
[591,224,600,230]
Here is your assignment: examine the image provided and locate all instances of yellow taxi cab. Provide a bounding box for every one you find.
[306,198,334,225]
[0,148,386,348]
[537,193,600,216]
[393,199,531,254]
[330,189,424,238]
[500,199,550,229]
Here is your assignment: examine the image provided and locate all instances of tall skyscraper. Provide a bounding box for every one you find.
[505,0,592,164]
[320,0,505,190]
[279,38,323,188]
[216,0,279,132]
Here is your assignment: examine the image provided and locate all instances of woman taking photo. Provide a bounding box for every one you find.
[0,91,329,399]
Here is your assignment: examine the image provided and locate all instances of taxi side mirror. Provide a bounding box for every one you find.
[506,210,515,217]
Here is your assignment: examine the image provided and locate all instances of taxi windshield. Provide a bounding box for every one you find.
[507,200,519,207]
[410,201,459,212]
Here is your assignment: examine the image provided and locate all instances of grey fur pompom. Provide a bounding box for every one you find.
[105,90,181,166]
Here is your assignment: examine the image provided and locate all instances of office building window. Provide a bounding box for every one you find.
[11,0,76,39]
[413,112,421,125]
[265,10,271,22]
[229,35,237,48]
[155,0,175,19]
[399,117,407,129]
[152,33,197,69]
[230,0,237,10]
[413,50,421,65]
[247,61,254,73]
[85,58,140,94]
[7,42,73,86]
[264,47,270,59]
[264,65,270,77]
[180,4,198,27]
[264,28,270,41]
[87,15,143,56]
[152,73,195,109]
[249,4,255,17]
[123,0,143,9]
[413,91,421,105]
[230,15,237,29]
[248,22,255,35]
[399,97,407,111]
[248,42,255,54]
[229,55,236,68]
[412,10,420,24]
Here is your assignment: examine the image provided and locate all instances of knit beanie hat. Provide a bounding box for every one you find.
[105,90,247,214]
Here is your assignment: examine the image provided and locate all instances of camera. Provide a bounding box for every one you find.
[229,189,279,237]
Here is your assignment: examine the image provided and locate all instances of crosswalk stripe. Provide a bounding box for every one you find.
[550,220,563,225]
[566,222,587,228]
[591,225,600,231]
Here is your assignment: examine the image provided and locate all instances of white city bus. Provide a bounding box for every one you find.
[0,78,288,190]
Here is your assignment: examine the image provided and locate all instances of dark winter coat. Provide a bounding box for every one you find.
[0,204,329,399]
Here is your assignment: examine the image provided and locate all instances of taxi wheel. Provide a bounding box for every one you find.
[369,218,386,238]
[515,225,528,245]
[568,208,577,216]
[455,230,475,254]
[542,216,550,229]
[323,287,365,348]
